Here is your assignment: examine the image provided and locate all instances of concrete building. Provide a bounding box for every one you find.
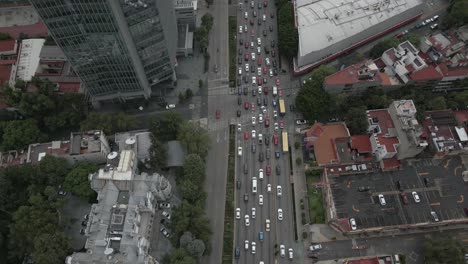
[115,130,152,164]
[8,38,44,87]
[30,0,178,105]
[66,149,171,264]
[174,0,196,57]
[293,0,424,75]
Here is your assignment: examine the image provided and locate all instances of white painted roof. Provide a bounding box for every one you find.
[16,38,45,82]
[296,0,423,56]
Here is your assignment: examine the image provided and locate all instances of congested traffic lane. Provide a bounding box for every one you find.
[233,0,297,262]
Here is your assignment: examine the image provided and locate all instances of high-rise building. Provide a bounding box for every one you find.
[30,0,177,105]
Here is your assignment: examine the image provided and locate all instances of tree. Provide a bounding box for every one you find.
[277,2,298,59]
[442,0,468,28]
[185,89,193,99]
[201,13,214,33]
[369,37,400,58]
[345,107,368,134]
[429,96,447,110]
[150,112,184,141]
[294,142,300,150]
[1,119,43,151]
[178,179,207,205]
[63,162,97,201]
[423,237,465,264]
[178,92,186,103]
[165,248,197,264]
[0,32,11,40]
[182,154,205,183]
[37,155,69,187]
[296,85,331,122]
[149,135,167,171]
[80,112,136,135]
[295,157,302,165]
[402,33,421,48]
[179,231,194,248]
[198,79,203,88]
[186,238,205,257]
[32,231,70,264]
[177,122,211,159]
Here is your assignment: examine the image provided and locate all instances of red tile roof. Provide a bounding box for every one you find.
[57,82,80,93]
[0,39,16,52]
[382,157,401,170]
[437,62,468,77]
[351,135,372,153]
[305,122,350,166]
[0,64,12,85]
[367,109,399,153]
[324,61,383,85]
[409,66,442,81]
[346,257,380,264]
[0,21,48,39]
[455,110,468,126]
[0,59,16,65]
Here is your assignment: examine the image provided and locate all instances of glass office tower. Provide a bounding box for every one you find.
[30,0,177,104]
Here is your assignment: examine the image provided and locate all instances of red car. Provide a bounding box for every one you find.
[251,29,255,37]
[250,19,254,25]
[273,134,279,145]
[244,101,249,110]
[265,117,270,127]
[244,54,249,61]
[244,132,249,140]
[275,78,280,85]
[279,120,284,129]
[278,88,283,96]
[251,103,255,111]
[263,0,268,7]
[216,109,221,119]
[258,78,262,85]
[263,86,268,94]
[266,164,271,176]
[257,57,262,66]
[263,66,268,74]
[244,41,249,49]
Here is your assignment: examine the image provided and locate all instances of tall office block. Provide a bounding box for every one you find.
[30,0,177,105]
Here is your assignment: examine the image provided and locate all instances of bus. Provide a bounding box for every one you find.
[282,132,289,153]
[279,98,286,116]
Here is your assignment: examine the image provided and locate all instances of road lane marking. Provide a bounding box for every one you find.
[430,202,440,206]
[418,172,429,176]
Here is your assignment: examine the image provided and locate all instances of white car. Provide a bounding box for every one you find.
[412,191,420,203]
[162,211,171,220]
[252,76,256,84]
[238,146,242,156]
[236,208,241,219]
[269,69,273,77]
[251,52,256,60]
[266,57,270,65]
[245,240,249,250]
[273,110,278,118]
[257,46,261,55]
[244,25,247,32]
[238,67,242,75]
[257,38,261,46]
[288,248,293,259]
[274,122,279,131]
[244,12,248,19]
[280,245,285,257]
[257,67,261,76]
[245,63,249,72]
[259,194,263,205]
[267,184,271,192]
[165,104,176,110]
[250,41,254,48]
[265,219,270,231]
[252,207,256,218]
[245,214,250,226]
[237,123,242,132]
[239,25,243,33]
[277,208,283,220]
[251,241,256,254]
[258,113,263,123]
[378,194,386,206]
[252,116,256,125]
[309,244,322,251]
[258,133,263,143]
[258,86,262,94]
[259,169,264,180]
[262,14,266,21]
[252,130,256,138]
[277,185,282,196]
[350,218,357,230]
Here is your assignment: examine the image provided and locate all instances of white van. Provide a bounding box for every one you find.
[273,86,277,96]
[252,177,257,194]
[393,255,400,264]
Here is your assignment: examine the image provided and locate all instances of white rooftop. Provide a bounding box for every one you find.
[15,38,45,83]
[295,0,423,57]
[97,150,136,181]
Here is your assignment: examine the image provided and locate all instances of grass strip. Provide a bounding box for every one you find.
[221,124,236,263]
[306,170,326,224]
[228,16,237,86]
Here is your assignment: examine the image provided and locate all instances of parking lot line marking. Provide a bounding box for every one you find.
[418,172,429,176]
[430,202,440,206]
[352,205,360,213]
[457,195,464,203]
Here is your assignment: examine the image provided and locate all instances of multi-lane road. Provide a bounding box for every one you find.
[233,0,298,263]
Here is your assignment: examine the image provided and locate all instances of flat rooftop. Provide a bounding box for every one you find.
[295,0,423,57]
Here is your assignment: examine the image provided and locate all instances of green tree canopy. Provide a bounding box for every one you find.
[80,112,136,135]
[345,107,369,134]
[201,13,214,32]
[32,231,70,264]
[423,237,465,264]
[429,96,447,110]
[164,248,197,264]
[149,135,167,171]
[63,162,97,201]
[277,1,298,60]
[1,119,43,151]
[150,112,184,141]
[295,85,331,122]
[177,122,211,159]
[369,37,400,59]
[443,0,468,28]
[36,155,69,187]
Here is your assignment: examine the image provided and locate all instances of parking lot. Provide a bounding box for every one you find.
[329,156,468,231]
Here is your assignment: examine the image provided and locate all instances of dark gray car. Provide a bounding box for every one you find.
[259,152,264,162]
[251,144,256,153]
[276,165,280,175]
[266,150,270,160]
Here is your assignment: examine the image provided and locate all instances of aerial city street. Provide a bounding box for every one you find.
[0,0,467,264]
